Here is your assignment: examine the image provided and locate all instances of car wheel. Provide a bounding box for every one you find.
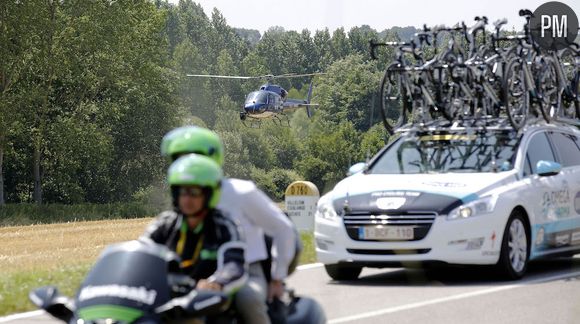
[324,264,362,281]
[496,210,530,280]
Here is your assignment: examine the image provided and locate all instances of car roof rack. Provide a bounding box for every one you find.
[394,116,580,134]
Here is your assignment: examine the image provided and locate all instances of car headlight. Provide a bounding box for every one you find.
[316,199,339,221]
[447,195,498,220]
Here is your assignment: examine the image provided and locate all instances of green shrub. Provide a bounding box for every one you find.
[250,167,302,201]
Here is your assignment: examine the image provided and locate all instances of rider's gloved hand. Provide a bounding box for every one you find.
[197,279,223,292]
[268,279,285,302]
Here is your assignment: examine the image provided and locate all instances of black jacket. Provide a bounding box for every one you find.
[141,210,246,294]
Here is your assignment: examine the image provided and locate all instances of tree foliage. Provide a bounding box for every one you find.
[1,0,416,204]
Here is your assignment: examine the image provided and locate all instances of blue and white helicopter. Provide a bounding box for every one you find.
[186,73,324,127]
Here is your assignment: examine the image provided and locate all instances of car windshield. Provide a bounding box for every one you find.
[369,130,521,174]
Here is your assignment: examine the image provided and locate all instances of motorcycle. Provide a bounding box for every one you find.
[30,240,326,323]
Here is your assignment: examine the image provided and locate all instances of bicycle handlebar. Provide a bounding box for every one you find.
[369,39,417,60]
[493,18,508,29]
[518,9,534,18]
[415,32,432,46]
[474,16,488,23]
[469,18,488,35]
[432,24,464,33]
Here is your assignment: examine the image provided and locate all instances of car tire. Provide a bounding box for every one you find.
[324,264,362,281]
[496,210,530,280]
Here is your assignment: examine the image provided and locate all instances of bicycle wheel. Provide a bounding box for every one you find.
[537,56,560,122]
[481,64,503,118]
[379,64,408,134]
[431,64,455,121]
[423,66,449,119]
[447,65,475,120]
[503,58,529,130]
[558,47,580,118]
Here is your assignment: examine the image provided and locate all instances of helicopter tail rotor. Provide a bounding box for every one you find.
[306,81,314,118]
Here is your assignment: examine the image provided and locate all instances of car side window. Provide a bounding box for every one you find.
[525,132,556,175]
[549,132,580,167]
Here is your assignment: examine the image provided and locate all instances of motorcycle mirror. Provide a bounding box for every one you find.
[29,286,74,323]
[156,289,229,319]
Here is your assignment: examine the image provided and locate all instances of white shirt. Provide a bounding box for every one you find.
[218,178,296,280]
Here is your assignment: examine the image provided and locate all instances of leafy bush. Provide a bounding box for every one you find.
[250,167,302,201]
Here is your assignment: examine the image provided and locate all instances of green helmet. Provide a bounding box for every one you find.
[168,154,223,208]
[161,126,224,166]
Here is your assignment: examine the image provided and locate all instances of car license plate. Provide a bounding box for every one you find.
[359,226,414,240]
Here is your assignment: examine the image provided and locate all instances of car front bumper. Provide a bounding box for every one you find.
[315,211,506,267]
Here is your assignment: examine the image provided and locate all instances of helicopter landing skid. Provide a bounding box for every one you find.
[240,112,262,128]
[272,114,291,127]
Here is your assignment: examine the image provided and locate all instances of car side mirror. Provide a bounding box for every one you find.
[347,162,366,176]
[537,160,561,177]
[29,286,74,322]
[156,289,229,319]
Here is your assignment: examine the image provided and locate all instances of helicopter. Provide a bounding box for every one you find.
[186,73,324,127]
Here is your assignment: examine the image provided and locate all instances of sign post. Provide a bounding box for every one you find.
[285,181,320,231]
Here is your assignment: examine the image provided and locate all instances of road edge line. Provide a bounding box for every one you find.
[0,310,45,323]
[296,262,323,270]
[328,270,580,323]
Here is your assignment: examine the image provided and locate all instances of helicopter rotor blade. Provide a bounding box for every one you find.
[186,72,326,80]
[270,73,326,79]
[186,74,262,80]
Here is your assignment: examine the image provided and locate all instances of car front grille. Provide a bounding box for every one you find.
[344,211,437,241]
[346,248,431,255]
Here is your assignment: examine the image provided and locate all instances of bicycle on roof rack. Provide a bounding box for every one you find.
[370,9,580,134]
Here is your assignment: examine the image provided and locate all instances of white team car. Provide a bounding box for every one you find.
[315,120,580,280]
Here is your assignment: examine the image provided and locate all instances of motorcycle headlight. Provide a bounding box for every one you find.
[316,199,339,221]
[447,195,498,220]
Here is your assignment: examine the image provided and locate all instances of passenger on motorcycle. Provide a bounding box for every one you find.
[161,126,299,324]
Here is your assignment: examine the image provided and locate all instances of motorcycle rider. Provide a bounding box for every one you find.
[142,154,247,295]
[161,126,298,324]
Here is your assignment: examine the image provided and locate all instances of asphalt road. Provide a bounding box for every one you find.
[3,257,580,324]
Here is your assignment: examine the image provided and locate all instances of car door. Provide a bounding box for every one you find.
[518,130,566,258]
[546,131,580,252]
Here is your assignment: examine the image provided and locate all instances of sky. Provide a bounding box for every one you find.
[168,0,580,35]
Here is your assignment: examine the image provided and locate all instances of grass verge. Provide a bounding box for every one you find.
[0,264,91,316]
[299,231,316,265]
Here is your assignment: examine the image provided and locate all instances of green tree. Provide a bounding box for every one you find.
[313,29,333,70]
[316,54,381,132]
[0,1,39,204]
[298,121,362,192]
[331,27,351,61]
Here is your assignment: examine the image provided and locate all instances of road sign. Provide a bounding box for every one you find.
[285,181,320,231]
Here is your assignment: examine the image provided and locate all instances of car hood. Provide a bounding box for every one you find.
[328,171,516,215]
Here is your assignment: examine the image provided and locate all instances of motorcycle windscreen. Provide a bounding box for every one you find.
[74,241,173,323]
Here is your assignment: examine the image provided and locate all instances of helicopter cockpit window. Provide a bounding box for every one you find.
[245,91,267,105]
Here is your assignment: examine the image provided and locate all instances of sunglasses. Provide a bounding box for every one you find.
[178,187,205,197]
[171,149,216,162]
